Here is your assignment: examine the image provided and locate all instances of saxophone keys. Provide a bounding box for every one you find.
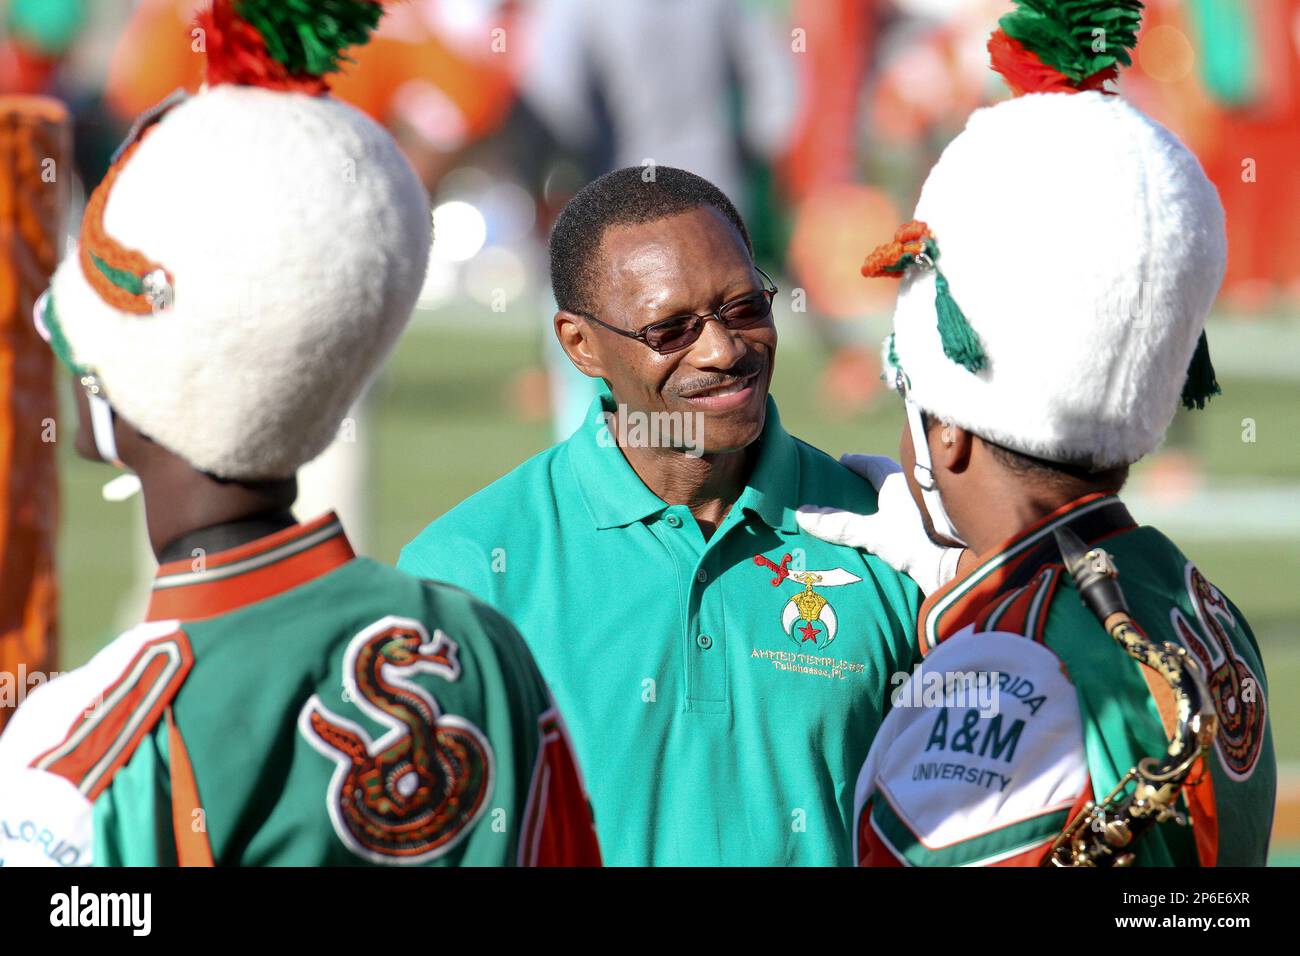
[1103,818,1133,847]
[1155,806,1189,827]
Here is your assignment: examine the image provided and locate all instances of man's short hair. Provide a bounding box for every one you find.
[920,410,1130,490]
[549,165,753,317]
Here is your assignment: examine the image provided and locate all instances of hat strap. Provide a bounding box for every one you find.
[87,389,123,467]
[905,399,967,546]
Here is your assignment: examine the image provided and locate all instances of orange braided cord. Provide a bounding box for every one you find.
[861,220,934,278]
[78,138,172,315]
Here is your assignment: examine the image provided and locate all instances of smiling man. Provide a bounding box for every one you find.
[399,166,923,865]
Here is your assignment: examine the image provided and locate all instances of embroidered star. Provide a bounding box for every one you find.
[798,621,821,644]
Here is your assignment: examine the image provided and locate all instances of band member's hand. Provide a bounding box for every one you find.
[796,454,962,596]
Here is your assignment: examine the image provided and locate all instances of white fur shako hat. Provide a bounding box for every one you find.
[870,0,1226,470]
[42,0,430,480]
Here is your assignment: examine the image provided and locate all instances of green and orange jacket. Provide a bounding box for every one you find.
[0,514,601,867]
[854,494,1275,867]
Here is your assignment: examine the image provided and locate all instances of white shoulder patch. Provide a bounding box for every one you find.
[0,619,182,769]
[0,768,94,867]
[855,626,1088,865]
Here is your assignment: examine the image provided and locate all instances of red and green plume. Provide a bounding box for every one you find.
[989,0,1144,96]
[198,0,389,94]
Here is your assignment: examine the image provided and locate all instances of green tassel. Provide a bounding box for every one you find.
[999,1,1145,83]
[235,0,385,78]
[933,271,987,373]
[1180,330,1221,410]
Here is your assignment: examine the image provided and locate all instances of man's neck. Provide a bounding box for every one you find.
[959,480,1116,560]
[619,439,756,539]
[156,511,300,565]
[133,452,299,561]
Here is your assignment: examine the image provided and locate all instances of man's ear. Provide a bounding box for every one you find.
[554,310,608,380]
[933,422,973,475]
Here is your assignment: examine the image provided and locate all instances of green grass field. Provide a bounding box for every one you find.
[52,317,1300,861]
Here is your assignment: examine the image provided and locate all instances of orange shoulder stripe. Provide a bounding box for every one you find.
[167,706,215,866]
[34,631,194,800]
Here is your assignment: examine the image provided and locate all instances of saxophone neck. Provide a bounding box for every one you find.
[1045,526,1217,868]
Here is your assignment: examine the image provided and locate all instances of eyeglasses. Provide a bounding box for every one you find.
[578,267,778,354]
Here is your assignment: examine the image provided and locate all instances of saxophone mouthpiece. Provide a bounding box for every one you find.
[1053,526,1091,580]
[1053,526,1130,625]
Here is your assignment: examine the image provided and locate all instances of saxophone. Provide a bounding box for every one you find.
[1043,526,1218,867]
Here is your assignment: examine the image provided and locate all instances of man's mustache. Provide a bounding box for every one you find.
[668,354,767,399]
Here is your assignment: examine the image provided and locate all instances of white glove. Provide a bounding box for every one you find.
[796,454,963,596]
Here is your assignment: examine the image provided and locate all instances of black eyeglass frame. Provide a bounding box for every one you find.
[576,266,779,354]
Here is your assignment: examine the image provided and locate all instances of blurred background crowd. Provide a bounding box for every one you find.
[2,0,1298,861]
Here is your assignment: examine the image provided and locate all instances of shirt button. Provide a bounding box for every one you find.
[665,514,683,528]
[695,568,708,583]
[697,634,713,650]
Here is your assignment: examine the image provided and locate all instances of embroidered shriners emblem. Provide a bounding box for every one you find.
[299,616,494,864]
[754,553,862,650]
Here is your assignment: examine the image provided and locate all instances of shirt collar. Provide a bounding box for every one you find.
[145,512,355,622]
[916,492,1136,655]
[567,393,800,533]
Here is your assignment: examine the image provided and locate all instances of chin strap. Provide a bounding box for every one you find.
[87,389,122,466]
[904,398,966,546]
[34,290,141,502]
[84,380,142,501]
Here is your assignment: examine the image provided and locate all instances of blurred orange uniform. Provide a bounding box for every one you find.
[0,97,68,730]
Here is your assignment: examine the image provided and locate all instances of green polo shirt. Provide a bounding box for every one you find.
[398,395,922,865]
